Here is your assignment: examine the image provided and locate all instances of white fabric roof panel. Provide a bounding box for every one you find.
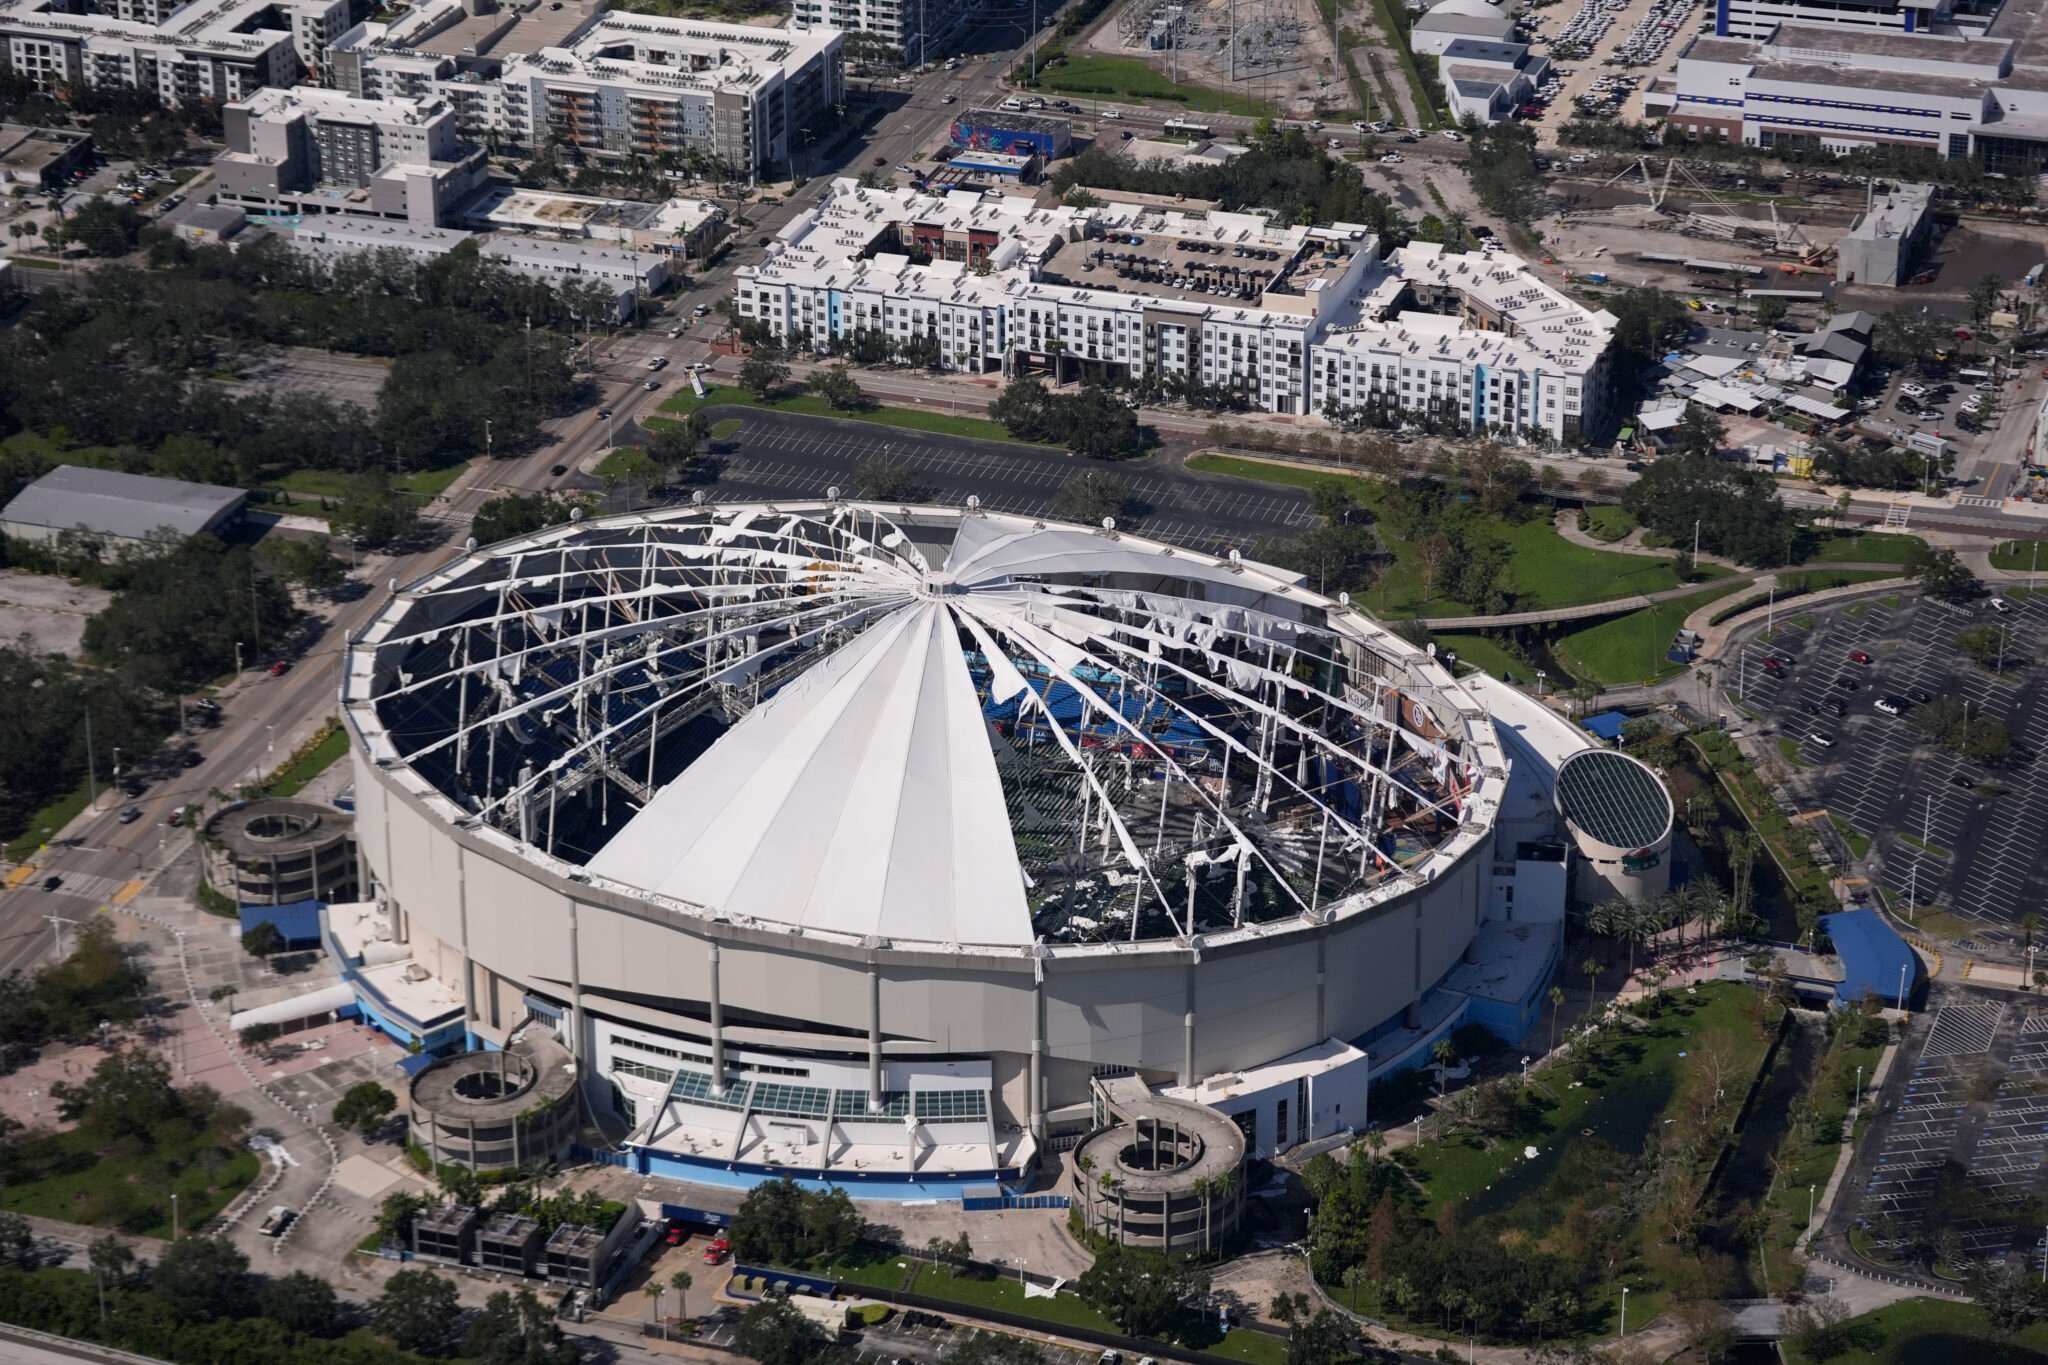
[587,600,1034,945]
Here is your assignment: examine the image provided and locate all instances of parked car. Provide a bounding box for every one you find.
[1833,675,1859,692]
[267,659,291,677]
[117,805,141,823]
[1847,649,1873,664]
[551,464,569,477]
[1875,695,1907,716]
[1808,732,1836,749]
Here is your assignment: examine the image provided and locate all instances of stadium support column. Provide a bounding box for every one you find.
[456,846,476,1043]
[707,941,727,1093]
[867,965,883,1105]
[1029,956,1046,1141]
[566,897,585,1068]
[1181,957,1199,1087]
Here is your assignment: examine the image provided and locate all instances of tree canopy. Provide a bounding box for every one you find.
[81,534,300,691]
[727,1176,862,1267]
[1621,456,1797,567]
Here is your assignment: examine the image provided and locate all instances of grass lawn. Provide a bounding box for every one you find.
[1803,532,1926,566]
[662,385,1042,446]
[1754,1029,1882,1292]
[1433,633,1527,682]
[1581,505,1638,542]
[0,430,125,469]
[1989,540,2048,573]
[262,727,349,798]
[710,418,743,440]
[1829,814,1872,860]
[1030,56,1274,116]
[905,1263,1117,1332]
[1783,1296,2048,1365]
[1400,983,1775,1334]
[1777,737,1806,766]
[1552,584,1747,686]
[4,777,95,863]
[1184,455,1731,615]
[1,1129,259,1239]
[1900,834,1951,858]
[594,447,657,481]
[266,463,468,502]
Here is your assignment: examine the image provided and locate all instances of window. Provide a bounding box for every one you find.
[914,1089,989,1120]
[1275,1097,1289,1149]
[1232,1109,1258,1152]
[1296,1077,1309,1144]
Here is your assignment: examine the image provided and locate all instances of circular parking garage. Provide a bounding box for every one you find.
[1072,1091,1245,1255]
[1555,746,1674,905]
[409,1032,579,1173]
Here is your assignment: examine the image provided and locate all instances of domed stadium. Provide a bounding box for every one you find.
[343,502,1530,1194]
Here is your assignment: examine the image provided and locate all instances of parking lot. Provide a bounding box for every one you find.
[1842,998,2048,1277]
[674,411,1321,556]
[1726,588,2048,939]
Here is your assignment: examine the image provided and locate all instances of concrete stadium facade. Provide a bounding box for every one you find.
[342,503,1512,1194]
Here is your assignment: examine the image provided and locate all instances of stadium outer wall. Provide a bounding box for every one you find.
[342,506,1507,1194]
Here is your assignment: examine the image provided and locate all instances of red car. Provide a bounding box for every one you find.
[702,1235,730,1265]
[267,659,292,676]
[1847,650,1873,665]
[1761,656,1784,675]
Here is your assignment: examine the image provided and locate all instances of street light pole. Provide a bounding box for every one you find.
[1620,1286,1630,1338]
[1898,961,1908,1011]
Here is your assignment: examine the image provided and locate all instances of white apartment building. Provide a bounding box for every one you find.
[0,0,346,104]
[792,0,969,67]
[215,86,488,226]
[330,3,844,177]
[735,180,1617,443]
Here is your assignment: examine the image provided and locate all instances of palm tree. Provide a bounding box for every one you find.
[1444,208,1470,250]
[1547,984,1566,1054]
[644,1282,665,1341]
[1588,896,1632,963]
[1582,956,1601,1015]
[670,1269,692,1315]
[1432,1037,1459,1095]
[1622,901,1665,981]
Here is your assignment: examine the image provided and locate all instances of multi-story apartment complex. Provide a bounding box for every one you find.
[214,85,489,226]
[330,1,843,178]
[1655,20,2048,173]
[0,0,347,104]
[734,181,1616,443]
[791,0,969,68]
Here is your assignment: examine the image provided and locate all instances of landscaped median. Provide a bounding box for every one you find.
[659,385,1044,447]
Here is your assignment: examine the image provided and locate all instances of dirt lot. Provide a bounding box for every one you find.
[0,572,113,657]
[221,346,391,411]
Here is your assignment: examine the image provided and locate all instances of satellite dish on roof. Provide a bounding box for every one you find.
[465,537,478,553]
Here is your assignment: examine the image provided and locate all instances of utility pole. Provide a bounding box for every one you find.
[83,706,97,810]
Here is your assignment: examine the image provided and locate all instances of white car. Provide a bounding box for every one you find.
[1439,129,1464,141]
[1328,137,1345,150]
[1102,109,1122,119]
[1352,120,1370,131]
[1380,153,1404,163]
[1900,383,1927,398]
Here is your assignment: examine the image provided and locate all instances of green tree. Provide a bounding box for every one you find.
[1955,624,2005,668]
[647,412,710,483]
[256,535,347,592]
[1582,956,1601,1013]
[1547,983,1565,1053]
[374,1268,464,1356]
[49,1047,186,1141]
[56,199,146,257]
[1910,545,1978,602]
[471,492,587,545]
[259,1271,340,1337]
[1075,1245,1208,1338]
[733,1296,829,1365]
[729,1176,862,1266]
[237,1022,281,1053]
[333,1080,398,1140]
[1968,274,2006,326]
[239,922,285,958]
[151,1235,253,1323]
[1753,296,1788,329]
[331,472,421,550]
[81,535,300,692]
[86,1233,143,1291]
[0,1211,31,1267]
[738,355,790,400]
[1285,1306,1368,1365]
[1972,1259,2046,1337]
[466,1286,579,1365]
[1671,404,1727,460]
[809,362,869,411]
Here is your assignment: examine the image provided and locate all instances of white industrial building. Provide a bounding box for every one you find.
[330,1,844,178]
[335,502,1639,1194]
[1656,21,2048,174]
[734,181,1616,443]
[0,0,347,104]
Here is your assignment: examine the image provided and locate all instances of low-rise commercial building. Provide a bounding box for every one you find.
[1835,183,1935,286]
[734,180,1616,442]
[0,122,90,191]
[460,183,727,257]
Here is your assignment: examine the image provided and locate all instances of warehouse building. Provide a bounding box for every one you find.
[0,466,247,548]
